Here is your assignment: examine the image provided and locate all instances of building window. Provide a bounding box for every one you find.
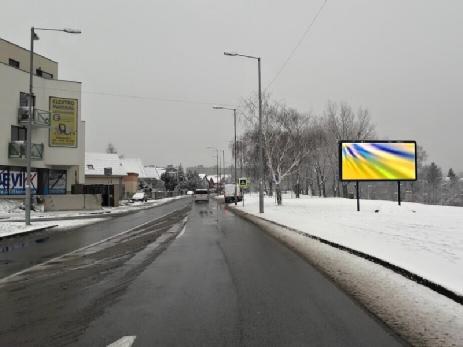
[87,164,94,170]
[8,58,20,69]
[20,92,35,107]
[36,68,53,79]
[11,126,27,142]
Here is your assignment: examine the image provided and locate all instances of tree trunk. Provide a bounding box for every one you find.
[268,179,273,197]
[295,174,300,198]
[321,176,326,198]
[342,182,348,198]
[276,183,282,205]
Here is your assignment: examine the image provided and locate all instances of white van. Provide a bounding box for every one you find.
[224,184,242,203]
[194,189,209,202]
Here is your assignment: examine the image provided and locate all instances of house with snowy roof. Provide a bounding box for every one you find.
[85,152,127,205]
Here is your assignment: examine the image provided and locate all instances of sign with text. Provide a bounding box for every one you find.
[339,141,417,181]
[49,97,78,147]
[0,169,37,195]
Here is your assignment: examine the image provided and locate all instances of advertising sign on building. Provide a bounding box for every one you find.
[49,96,78,148]
[339,141,417,181]
[0,169,38,195]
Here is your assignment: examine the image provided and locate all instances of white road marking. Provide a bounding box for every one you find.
[175,217,188,239]
[107,335,136,347]
[176,226,187,239]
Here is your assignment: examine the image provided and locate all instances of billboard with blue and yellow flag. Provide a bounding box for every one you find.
[339,141,417,181]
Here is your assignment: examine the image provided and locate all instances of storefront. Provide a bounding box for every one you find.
[0,166,66,195]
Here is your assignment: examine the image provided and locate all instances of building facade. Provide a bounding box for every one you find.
[85,152,127,206]
[0,37,85,196]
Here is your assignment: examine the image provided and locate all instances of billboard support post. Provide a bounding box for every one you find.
[339,141,417,211]
[398,181,401,206]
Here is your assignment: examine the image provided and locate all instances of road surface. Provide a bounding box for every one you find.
[0,198,406,346]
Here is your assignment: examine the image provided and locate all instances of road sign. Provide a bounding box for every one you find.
[239,177,249,189]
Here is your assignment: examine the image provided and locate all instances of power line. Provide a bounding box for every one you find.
[265,0,328,91]
[34,85,234,107]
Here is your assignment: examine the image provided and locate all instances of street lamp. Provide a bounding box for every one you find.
[224,51,264,213]
[206,147,220,194]
[26,26,81,225]
[213,106,238,205]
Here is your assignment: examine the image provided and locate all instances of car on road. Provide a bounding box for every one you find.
[193,189,209,202]
[224,184,242,203]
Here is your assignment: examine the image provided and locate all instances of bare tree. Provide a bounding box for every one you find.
[323,101,375,197]
[241,95,312,205]
[106,143,117,154]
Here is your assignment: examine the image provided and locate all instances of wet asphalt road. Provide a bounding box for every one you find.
[0,197,191,278]
[0,198,405,346]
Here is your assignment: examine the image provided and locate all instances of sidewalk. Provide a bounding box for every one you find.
[0,196,187,223]
[0,196,188,239]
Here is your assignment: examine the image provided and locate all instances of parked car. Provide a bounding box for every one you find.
[194,189,209,202]
[224,184,242,203]
[131,191,148,202]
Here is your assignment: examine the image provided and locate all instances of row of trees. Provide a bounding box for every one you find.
[160,165,206,192]
[233,95,462,206]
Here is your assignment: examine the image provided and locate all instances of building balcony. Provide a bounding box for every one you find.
[18,107,50,127]
[8,141,44,160]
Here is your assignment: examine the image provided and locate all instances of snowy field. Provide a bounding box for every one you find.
[236,194,463,296]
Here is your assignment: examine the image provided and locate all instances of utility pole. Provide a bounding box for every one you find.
[257,57,264,213]
[212,106,238,204]
[25,26,81,225]
[224,51,264,213]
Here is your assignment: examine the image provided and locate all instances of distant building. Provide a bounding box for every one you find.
[84,152,126,206]
[143,166,166,190]
[120,158,146,197]
[0,37,85,197]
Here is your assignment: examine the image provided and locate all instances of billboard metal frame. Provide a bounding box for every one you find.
[338,140,418,182]
[338,140,418,211]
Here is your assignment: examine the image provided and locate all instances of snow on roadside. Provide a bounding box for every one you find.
[0,218,108,239]
[0,195,187,222]
[236,194,463,296]
[243,212,463,346]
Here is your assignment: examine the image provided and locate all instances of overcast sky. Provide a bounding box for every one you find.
[2,0,462,172]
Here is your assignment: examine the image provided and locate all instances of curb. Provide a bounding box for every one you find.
[0,225,58,241]
[0,196,188,223]
[226,204,463,306]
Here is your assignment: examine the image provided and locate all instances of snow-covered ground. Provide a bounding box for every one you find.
[0,195,186,222]
[0,218,108,239]
[0,195,187,238]
[236,194,463,296]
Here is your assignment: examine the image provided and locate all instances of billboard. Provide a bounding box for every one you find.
[49,97,78,147]
[340,141,417,181]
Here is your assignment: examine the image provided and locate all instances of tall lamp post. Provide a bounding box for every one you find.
[213,106,238,205]
[207,147,219,193]
[26,27,81,225]
[224,51,264,213]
